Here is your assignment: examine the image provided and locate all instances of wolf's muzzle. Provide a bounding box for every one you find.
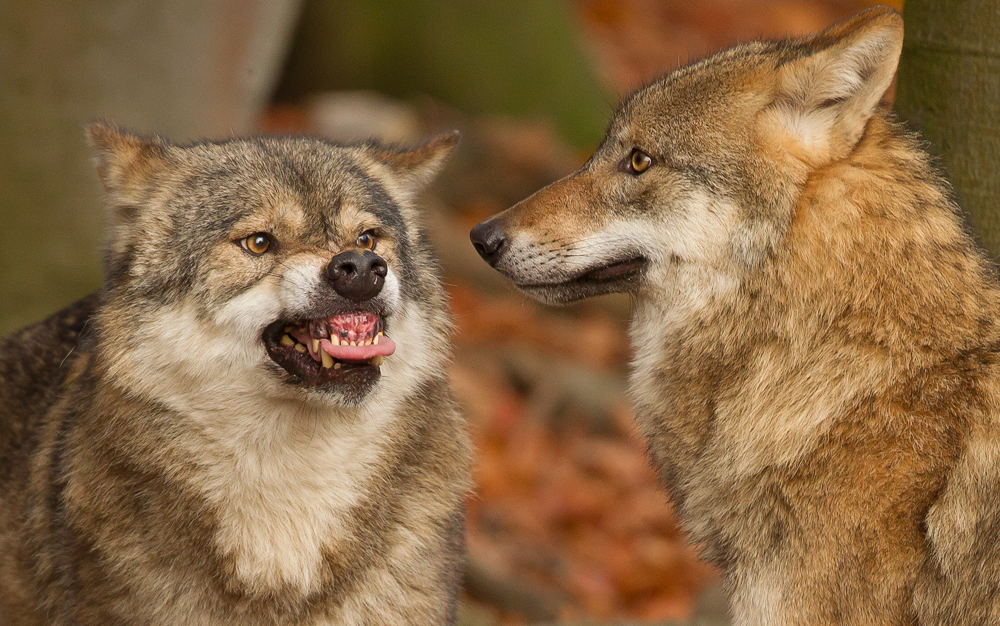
[326,249,387,301]
[469,219,507,267]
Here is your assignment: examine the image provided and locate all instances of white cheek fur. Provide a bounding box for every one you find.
[99,250,450,599]
[500,189,738,288]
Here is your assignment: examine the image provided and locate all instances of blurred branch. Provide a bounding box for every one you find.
[496,347,628,432]
[464,555,568,622]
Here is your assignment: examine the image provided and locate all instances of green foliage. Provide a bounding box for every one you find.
[275,0,610,148]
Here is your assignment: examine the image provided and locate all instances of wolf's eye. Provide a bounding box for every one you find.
[240,233,271,256]
[356,231,376,251]
[626,149,653,175]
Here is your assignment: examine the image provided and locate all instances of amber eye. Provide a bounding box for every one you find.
[240,233,271,256]
[356,231,376,251]
[627,149,653,174]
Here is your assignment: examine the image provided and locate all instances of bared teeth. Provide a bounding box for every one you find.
[280,315,387,370]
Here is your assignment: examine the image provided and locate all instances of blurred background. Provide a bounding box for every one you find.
[7,0,994,624]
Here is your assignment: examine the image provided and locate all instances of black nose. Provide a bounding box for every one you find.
[469,220,507,266]
[325,249,387,301]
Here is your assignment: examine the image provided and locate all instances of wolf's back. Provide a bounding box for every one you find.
[0,294,99,488]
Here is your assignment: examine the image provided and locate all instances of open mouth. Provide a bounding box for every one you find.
[515,254,648,302]
[574,256,648,283]
[262,311,396,389]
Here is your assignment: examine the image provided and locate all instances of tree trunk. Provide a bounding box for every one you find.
[895,0,1000,256]
[0,0,301,334]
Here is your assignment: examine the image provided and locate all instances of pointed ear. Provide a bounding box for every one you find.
[86,121,171,203]
[372,130,460,192]
[774,6,903,161]
[86,122,174,280]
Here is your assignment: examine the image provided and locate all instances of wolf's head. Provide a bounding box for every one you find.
[471,6,902,305]
[88,124,457,407]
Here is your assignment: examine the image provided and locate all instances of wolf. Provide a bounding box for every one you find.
[471,6,1000,624]
[0,123,470,625]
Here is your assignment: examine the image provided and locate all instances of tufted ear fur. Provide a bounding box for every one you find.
[87,122,172,203]
[371,130,461,193]
[773,5,903,163]
[86,122,174,280]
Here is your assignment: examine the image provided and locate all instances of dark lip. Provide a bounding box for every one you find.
[513,254,649,302]
[260,303,389,397]
[573,256,648,283]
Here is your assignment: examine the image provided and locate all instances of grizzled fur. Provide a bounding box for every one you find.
[0,125,471,625]
[475,7,1000,625]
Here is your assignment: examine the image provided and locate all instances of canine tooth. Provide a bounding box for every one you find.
[374,334,379,345]
[312,338,320,352]
[370,355,384,366]
[321,351,333,368]
[294,343,307,353]
[280,334,294,347]
[334,362,341,369]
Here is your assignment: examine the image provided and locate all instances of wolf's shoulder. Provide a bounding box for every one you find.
[0,294,99,463]
[1,294,98,393]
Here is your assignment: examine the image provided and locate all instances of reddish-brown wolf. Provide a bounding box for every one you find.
[473,6,1000,624]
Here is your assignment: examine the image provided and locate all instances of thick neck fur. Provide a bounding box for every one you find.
[629,111,1000,545]
[65,292,453,601]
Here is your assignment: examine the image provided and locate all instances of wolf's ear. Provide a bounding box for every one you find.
[372,130,461,193]
[773,6,903,162]
[87,122,174,279]
[86,122,171,204]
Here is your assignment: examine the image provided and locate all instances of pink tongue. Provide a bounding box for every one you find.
[289,312,396,364]
[320,336,395,361]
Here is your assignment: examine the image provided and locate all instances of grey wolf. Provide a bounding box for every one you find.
[471,7,1000,624]
[0,124,470,625]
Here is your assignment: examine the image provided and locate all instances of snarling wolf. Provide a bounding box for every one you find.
[0,124,470,625]
[472,6,1000,624]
